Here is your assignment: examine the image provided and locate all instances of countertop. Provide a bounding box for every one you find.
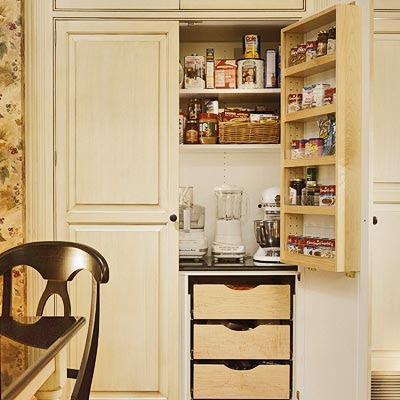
[179,256,298,272]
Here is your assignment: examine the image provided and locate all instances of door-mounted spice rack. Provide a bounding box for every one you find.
[280,4,362,273]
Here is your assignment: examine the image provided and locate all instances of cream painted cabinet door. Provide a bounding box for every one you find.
[54,20,179,399]
[371,21,400,372]
[55,0,179,10]
[179,0,304,10]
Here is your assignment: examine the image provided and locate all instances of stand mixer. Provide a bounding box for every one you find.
[179,186,208,260]
[253,187,281,265]
[212,184,246,263]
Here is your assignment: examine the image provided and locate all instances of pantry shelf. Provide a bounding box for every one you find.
[284,53,336,78]
[283,104,336,123]
[283,155,336,167]
[281,252,336,272]
[282,205,336,216]
[179,88,281,101]
[179,144,281,153]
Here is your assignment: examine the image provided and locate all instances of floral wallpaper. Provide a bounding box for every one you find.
[0,0,26,390]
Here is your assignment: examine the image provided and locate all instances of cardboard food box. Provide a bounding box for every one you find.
[215,59,237,89]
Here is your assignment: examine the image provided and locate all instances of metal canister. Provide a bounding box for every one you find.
[243,34,261,59]
[237,58,264,89]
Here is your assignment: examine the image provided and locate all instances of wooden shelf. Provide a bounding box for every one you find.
[282,205,336,216]
[180,144,280,153]
[281,252,336,272]
[281,4,337,34]
[283,104,336,123]
[284,53,336,78]
[283,155,336,167]
[179,88,280,101]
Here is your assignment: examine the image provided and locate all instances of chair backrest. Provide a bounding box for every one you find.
[0,241,109,400]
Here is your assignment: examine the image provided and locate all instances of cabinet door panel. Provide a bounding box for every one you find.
[375,0,400,11]
[55,0,178,10]
[180,0,304,10]
[55,20,179,399]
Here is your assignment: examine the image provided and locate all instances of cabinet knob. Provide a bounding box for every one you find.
[373,216,378,225]
[169,214,178,222]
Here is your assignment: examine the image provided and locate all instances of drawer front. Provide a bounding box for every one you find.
[55,0,179,10]
[180,0,304,11]
[375,0,400,10]
[193,284,291,319]
[193,364,290,399]
[193,324,290,360]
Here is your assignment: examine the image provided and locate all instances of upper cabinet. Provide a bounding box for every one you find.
[280,4,362,273]
[180,0,305,11]
[374,0,400,11]
[54,0,179,10]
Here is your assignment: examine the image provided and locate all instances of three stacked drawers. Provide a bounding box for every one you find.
[191,281,293,399]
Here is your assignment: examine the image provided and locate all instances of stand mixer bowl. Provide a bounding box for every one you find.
[254,220,280,248]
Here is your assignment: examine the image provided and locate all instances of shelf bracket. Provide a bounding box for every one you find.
[345,272,357,279]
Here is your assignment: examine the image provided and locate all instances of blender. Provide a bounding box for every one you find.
[212,184,246,263]
[253,187,281,265]
[179,186,208,260]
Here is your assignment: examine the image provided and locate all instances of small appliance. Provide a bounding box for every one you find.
[179,186,208,260]
[212,184,246,263]
[253,187,281,265]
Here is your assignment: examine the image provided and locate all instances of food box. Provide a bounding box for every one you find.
[215,59,237,89]
[184,55,205,89]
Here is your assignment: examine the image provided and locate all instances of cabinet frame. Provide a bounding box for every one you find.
[280,4,362,273]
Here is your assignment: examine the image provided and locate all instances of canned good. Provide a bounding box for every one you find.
[237,59,264,89]
[306,167,317,185]
[199,113,218,144]
[185,120,199,144]
[290,179,306,205]
[243,34,261,59]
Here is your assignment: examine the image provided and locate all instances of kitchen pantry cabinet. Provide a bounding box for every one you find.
[54,20,179,398]
[280,4,362,272]
[374,0,400,11]
[54,0,179,10]
[179,0,305,11]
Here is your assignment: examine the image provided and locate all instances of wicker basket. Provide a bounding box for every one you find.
[218,120,280,144]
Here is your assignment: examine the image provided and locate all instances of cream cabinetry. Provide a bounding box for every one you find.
[54,0,179,10]
[54,19,179,399]
[179,0,305,11]
[374,0,400,11]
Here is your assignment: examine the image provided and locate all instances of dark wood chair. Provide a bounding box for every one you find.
[0,241,109,400]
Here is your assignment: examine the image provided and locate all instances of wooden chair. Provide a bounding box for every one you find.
[0,241,109,400]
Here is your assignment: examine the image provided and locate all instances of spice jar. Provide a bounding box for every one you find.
[317,30,328,57]
[185,120,199,144]
[199,113,218,144]
[290,178,306,205]
[327,26,336,54]
[187,98,202,120]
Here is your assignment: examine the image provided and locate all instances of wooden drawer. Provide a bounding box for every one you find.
[193,324,290,360]
[193,284,291,320]
[193,364,290,399]
[180,0,304,11]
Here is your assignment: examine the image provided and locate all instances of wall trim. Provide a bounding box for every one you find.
[24,0,55,314]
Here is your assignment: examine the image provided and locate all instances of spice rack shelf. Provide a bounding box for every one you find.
[179,144,281,153]
[283,155,336,167]
[281,252,336,272]
[284,53,336,78]
[280,3,362,273]
[283,104,336,123]
[282,205,336,216]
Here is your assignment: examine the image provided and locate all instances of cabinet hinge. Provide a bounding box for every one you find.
[297,272,301,281]
[296,390,301,399]
[54,151,57,166]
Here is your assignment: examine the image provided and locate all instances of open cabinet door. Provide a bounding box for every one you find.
[279,3,372,400]
[279,4,362,273]
[54,20,179,399]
